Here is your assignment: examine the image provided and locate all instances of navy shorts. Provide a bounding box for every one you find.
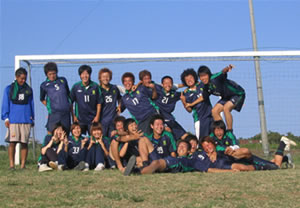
[138,114,157,135]
[218,94,245,112]
[149,149,163,162]
[47,111,71,134]
[165,120,186,141]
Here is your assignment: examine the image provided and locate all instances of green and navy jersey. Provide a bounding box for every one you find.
[182,150,211,172]
[100,84,121,125]
[146,131,177,158]
[209,131,239,152]
[70,81,102,125]
[154,84,181,121]
[205,71,245,99]
[121,85,156,123]
[183,83,212,122]
[42,134,61,152]
[40,77,71,114]
[67,135,86,161]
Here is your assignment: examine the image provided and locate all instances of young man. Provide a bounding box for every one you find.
[40,62,71,134]
[2,67,34,170]
[198,65,245,131]
[210,120,251,159]
[120,72,158,135]
[98,68,122,137]
[180,68,213,139]
[154,76,187,141]
[70,65,102,135]
[138,114,177,168]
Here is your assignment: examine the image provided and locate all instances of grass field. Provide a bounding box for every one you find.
[0,145,299,208]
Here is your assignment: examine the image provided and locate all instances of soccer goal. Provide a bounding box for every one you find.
[14,50,300,164]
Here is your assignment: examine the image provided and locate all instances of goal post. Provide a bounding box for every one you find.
[13,50,300,164]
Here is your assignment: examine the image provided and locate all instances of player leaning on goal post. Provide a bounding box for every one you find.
[1,67,34,170]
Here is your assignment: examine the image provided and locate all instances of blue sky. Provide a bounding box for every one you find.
[1,0,300,144]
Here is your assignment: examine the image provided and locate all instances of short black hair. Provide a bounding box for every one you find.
[197,65,212,78]
[124,118,136,132]
[149,114,164,127]
[78,65,92,76]
[177,140,191,151]
[114,116,126,126]
[211,120,226,134]
[139,70,152,81]
[121,72,135,84]
[161,75,173,84]
[44,62,58,76]
[15,67,27,77]
[51,122,67,135]
[184,134,198,144]
[180,68,198,86]
[199,136,217,147]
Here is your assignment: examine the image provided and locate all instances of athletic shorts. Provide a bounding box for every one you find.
[165,120,186,141]
[7,123,31,144]
[138,114,156,135]
[194,116,212,139]
[210,155,233,170]
[46,111,71,133]
[149,149,163,162]
[218,94,245,112]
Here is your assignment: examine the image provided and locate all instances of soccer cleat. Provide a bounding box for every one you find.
[94,163,105,171]
[49,161,58,170]
[124,155,136,176]
[280,136,297,151]
[38,164,53,172]
[74,161,86,171]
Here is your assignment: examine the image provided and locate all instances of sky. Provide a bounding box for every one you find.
[1,0,300,145]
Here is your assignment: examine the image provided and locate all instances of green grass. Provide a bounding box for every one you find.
[0,146,300,208]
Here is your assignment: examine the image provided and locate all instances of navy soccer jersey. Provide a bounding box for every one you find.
[183,150,212,172]
[210,131,239,152]
[183,83,212,122]
[205,71,245,99]
[146,131,177,158]
[40,77,71,114]
[154,84,181,121]
[121,85,156,123]
[42,134,60,152]
[70,81,102,125]
[100,84,121,125]
[67,136,86,161]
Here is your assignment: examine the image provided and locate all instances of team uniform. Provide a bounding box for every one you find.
[70,81,102,135]
[40,77,71,133]
[39,134,66,166]
[146,131,177,162]
[1,81,34,143]
[121,85,157,135]
[66,136,88,169]
[99,84,121,137]
[102,136,116,168]
[154,84,186,141]
[183,83,213,138]
[204,71,245,112]
[85,137,105,169]
[210,131,239,152]
[163,156,194,173]
[182,150,212,172]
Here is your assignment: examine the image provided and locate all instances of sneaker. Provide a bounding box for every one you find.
[281,136,297,151]
[49,161,58,170]
[58,165,65,171]
[39,164,53,172]
[83,163,89,172]
[74,161,86,171]
[124,155,136,176]
[94,163,105,171]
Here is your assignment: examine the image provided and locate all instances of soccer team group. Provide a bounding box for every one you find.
[1,62,297,174]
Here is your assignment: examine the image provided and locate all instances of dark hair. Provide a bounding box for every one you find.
[51,122,67,135]
[124,118,136,132]
[15,67,27,77]
[161,75,173,84]
[180,68,198,86]
[89,122,102,135]
[114,116,126,126]
[121,72,135,84]
[197,65,212,78]
[44,62,58,76]
[149,114,164,127]
[184,134,198,144]
[177,140,191,151]
[211,120,226,134]
[98,68,112,81]
[139,70,152,81]
[78,65,92,76]
[199,136,216,147]
[70,122,81,134]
